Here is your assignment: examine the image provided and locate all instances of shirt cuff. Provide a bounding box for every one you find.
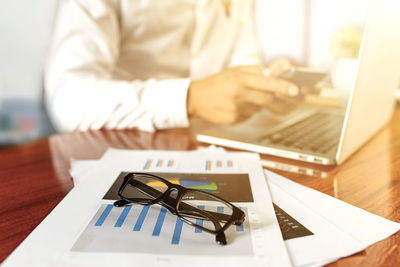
[142,78,191,129]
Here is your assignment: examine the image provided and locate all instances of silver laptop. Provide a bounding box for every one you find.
[196,0,400,165]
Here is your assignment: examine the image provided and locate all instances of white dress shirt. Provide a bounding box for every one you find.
[45,0,261,132]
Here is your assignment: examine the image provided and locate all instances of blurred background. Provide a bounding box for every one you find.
[0,0,58,146]
[256,0,367,68]
[0,0,388,146]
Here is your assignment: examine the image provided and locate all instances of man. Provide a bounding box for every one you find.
[45,0,299,132]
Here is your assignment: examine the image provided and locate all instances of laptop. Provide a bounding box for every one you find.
[195,0,400,165]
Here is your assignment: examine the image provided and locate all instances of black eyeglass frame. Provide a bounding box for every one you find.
[113,172,245,245]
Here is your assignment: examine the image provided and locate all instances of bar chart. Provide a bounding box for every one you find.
[143,159,176,171]
[205,160,234,171]
[72,204,253,256]
[141,158,236,172]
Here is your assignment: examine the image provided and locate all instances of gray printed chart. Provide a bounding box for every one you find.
[72,204,253,256]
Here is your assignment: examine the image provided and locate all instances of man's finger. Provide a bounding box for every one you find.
[240,88,274,108]
[238,102,261,116]
[235,65,264,75]
[268,57,293,76]
[266,98,298,115]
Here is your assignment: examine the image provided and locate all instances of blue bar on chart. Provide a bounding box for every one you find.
[156,160,163,167]
[143,159,152,170]
[114,206,132,227]
[167,160,174,167]
[217,206,224,214]
[195,205,205,233]
[227,160,233,167]
[134,205,150,231]
[216,160,222,168]
[236,207,244,231]
[152,207,167,236]
[205,160,211,171]
[171,217,184,245]
[95,204,113,226]
[236,224,244,232]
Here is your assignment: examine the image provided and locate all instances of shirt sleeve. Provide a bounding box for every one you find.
[227,0,263,67]
[45,0,190,133]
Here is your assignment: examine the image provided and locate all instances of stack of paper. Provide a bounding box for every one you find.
[3,148,400,267]
[267,170,400,266]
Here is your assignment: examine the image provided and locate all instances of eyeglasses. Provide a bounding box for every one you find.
[113,172,245,245]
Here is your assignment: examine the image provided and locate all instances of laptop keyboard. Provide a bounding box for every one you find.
[264,112,344,154]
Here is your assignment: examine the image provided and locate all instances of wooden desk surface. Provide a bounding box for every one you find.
[1,105,400,266]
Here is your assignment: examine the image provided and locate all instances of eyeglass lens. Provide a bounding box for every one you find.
[178,191,233,232]
[121,174,167,201]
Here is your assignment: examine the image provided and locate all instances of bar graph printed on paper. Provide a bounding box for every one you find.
[72,204,253,256]
[141,158,235,172]
[205,160,234,171]
[143,159,176,171]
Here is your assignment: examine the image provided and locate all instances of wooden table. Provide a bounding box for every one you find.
[1,105,400,266]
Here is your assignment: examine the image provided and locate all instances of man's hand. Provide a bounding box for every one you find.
[268,57,293,76]
[187,65,300,124]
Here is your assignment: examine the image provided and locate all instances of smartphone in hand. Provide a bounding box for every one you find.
[278,67,327,94]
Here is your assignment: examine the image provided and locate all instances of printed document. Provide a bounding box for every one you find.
[2,149,291,267]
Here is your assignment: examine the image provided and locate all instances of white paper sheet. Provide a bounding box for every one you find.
[265,170,400,266]
[3,149,291,267]
[267,181,363,266]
